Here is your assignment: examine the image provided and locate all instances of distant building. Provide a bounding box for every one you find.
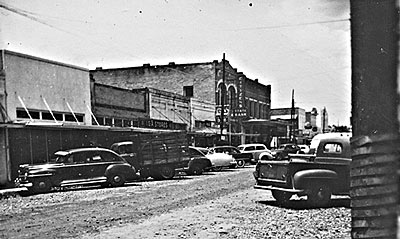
[270,107,306,144]
[305,107,318,128]
[321,107,329,133]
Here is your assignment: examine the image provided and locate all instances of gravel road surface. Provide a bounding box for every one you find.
[0,166,351,238]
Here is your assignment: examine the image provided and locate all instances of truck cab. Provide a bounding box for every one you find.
[253,132,351,206]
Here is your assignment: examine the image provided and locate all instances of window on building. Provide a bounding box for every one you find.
[228,87,236,109]
[114,118,123,127]
[183,86,194,97]
[123,119,132,127]
[105,118,113,126]
[216,90,220,105]
[16,108,83,122]
[16,109,40,119]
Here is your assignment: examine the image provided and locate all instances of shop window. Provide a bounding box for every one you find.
[65,113,84,122]
[105,118,113,126]
[114,118,123,127]
[123,119,132,127]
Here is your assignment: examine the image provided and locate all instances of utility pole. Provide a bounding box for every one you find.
[322,107,326,133]
[220,53,226,141]
[290,89,295,143]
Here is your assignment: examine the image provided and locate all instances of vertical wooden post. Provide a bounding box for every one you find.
[350,0,399,238]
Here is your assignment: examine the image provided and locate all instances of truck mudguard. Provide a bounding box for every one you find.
[293,169,338,190]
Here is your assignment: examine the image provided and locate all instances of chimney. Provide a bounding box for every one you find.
[95,67,103,70]
[143,63,150,67]
[168,62,175,66]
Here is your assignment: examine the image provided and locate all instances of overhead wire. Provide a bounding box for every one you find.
[0,2,146,63]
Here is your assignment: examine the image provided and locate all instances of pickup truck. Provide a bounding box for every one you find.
[253,132,351,206]
[111,132,190,180]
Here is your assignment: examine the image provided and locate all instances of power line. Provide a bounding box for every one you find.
[229,18,349,32]
[0,2,146,63]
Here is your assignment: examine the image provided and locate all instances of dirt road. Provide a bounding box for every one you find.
[0,166,351,238]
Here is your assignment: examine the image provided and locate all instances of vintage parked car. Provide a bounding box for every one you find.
[185,146,213,175]
[191,147,237,171]
[271,144,301,160]
[15,148,138,194]
[209,145,252,168]
[237,143,273,163]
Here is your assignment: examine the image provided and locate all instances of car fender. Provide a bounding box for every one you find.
[105,164,136,178]
[293,169,338,190]
[258,152,273,161]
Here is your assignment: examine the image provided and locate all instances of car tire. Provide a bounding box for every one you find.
[307,183,332,207]
[236,159,245,168]
[109,173,126,187]
[271,190,292,205]
[155,165,175,180]
[30,178,52,194]
[188,164,203,175]
[213,166,222,172]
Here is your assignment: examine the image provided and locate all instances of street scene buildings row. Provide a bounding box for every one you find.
[0,49,328,146]
[0,49,330,187]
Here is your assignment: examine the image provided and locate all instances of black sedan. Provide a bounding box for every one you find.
[15,148,138,194]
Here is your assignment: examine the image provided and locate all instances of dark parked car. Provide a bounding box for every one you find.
[185,146,213,175]
[271,144,301,160]
[209,146,252,167]
[15,148,137,194]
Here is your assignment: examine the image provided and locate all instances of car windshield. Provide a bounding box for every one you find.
[237,146,244,150]
[197,148,210,155]
[54,155,68,163]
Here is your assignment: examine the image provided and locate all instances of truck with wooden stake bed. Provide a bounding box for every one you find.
[111,132,191,180]
[253,132,351,207]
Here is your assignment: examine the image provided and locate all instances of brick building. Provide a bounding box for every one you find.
[91,59,273,146]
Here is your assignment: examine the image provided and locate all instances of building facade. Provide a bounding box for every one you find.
[0,50,92,125]
[91,59,272,146]
[270,107,306,144]
[91,82,188,131]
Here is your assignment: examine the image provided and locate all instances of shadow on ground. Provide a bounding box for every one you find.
[256,197,351,209]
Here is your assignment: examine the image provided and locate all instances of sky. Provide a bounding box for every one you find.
[0,0,351,126]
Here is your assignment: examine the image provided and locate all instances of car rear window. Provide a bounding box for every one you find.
[323,143,343,154]
[255,146,265,150]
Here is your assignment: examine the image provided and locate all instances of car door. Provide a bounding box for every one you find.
[84,151,110,180]
[57,152,88,184]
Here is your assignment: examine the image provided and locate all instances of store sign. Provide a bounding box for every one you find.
[232,108,247,118]
[215,106,229,116]
[138,119,172,129]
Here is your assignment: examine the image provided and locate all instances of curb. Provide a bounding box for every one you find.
[0,188,27,198]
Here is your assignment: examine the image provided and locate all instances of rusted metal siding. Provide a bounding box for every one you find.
[350,0,399,238]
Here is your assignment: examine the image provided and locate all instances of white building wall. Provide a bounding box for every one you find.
[3,50,91,125]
